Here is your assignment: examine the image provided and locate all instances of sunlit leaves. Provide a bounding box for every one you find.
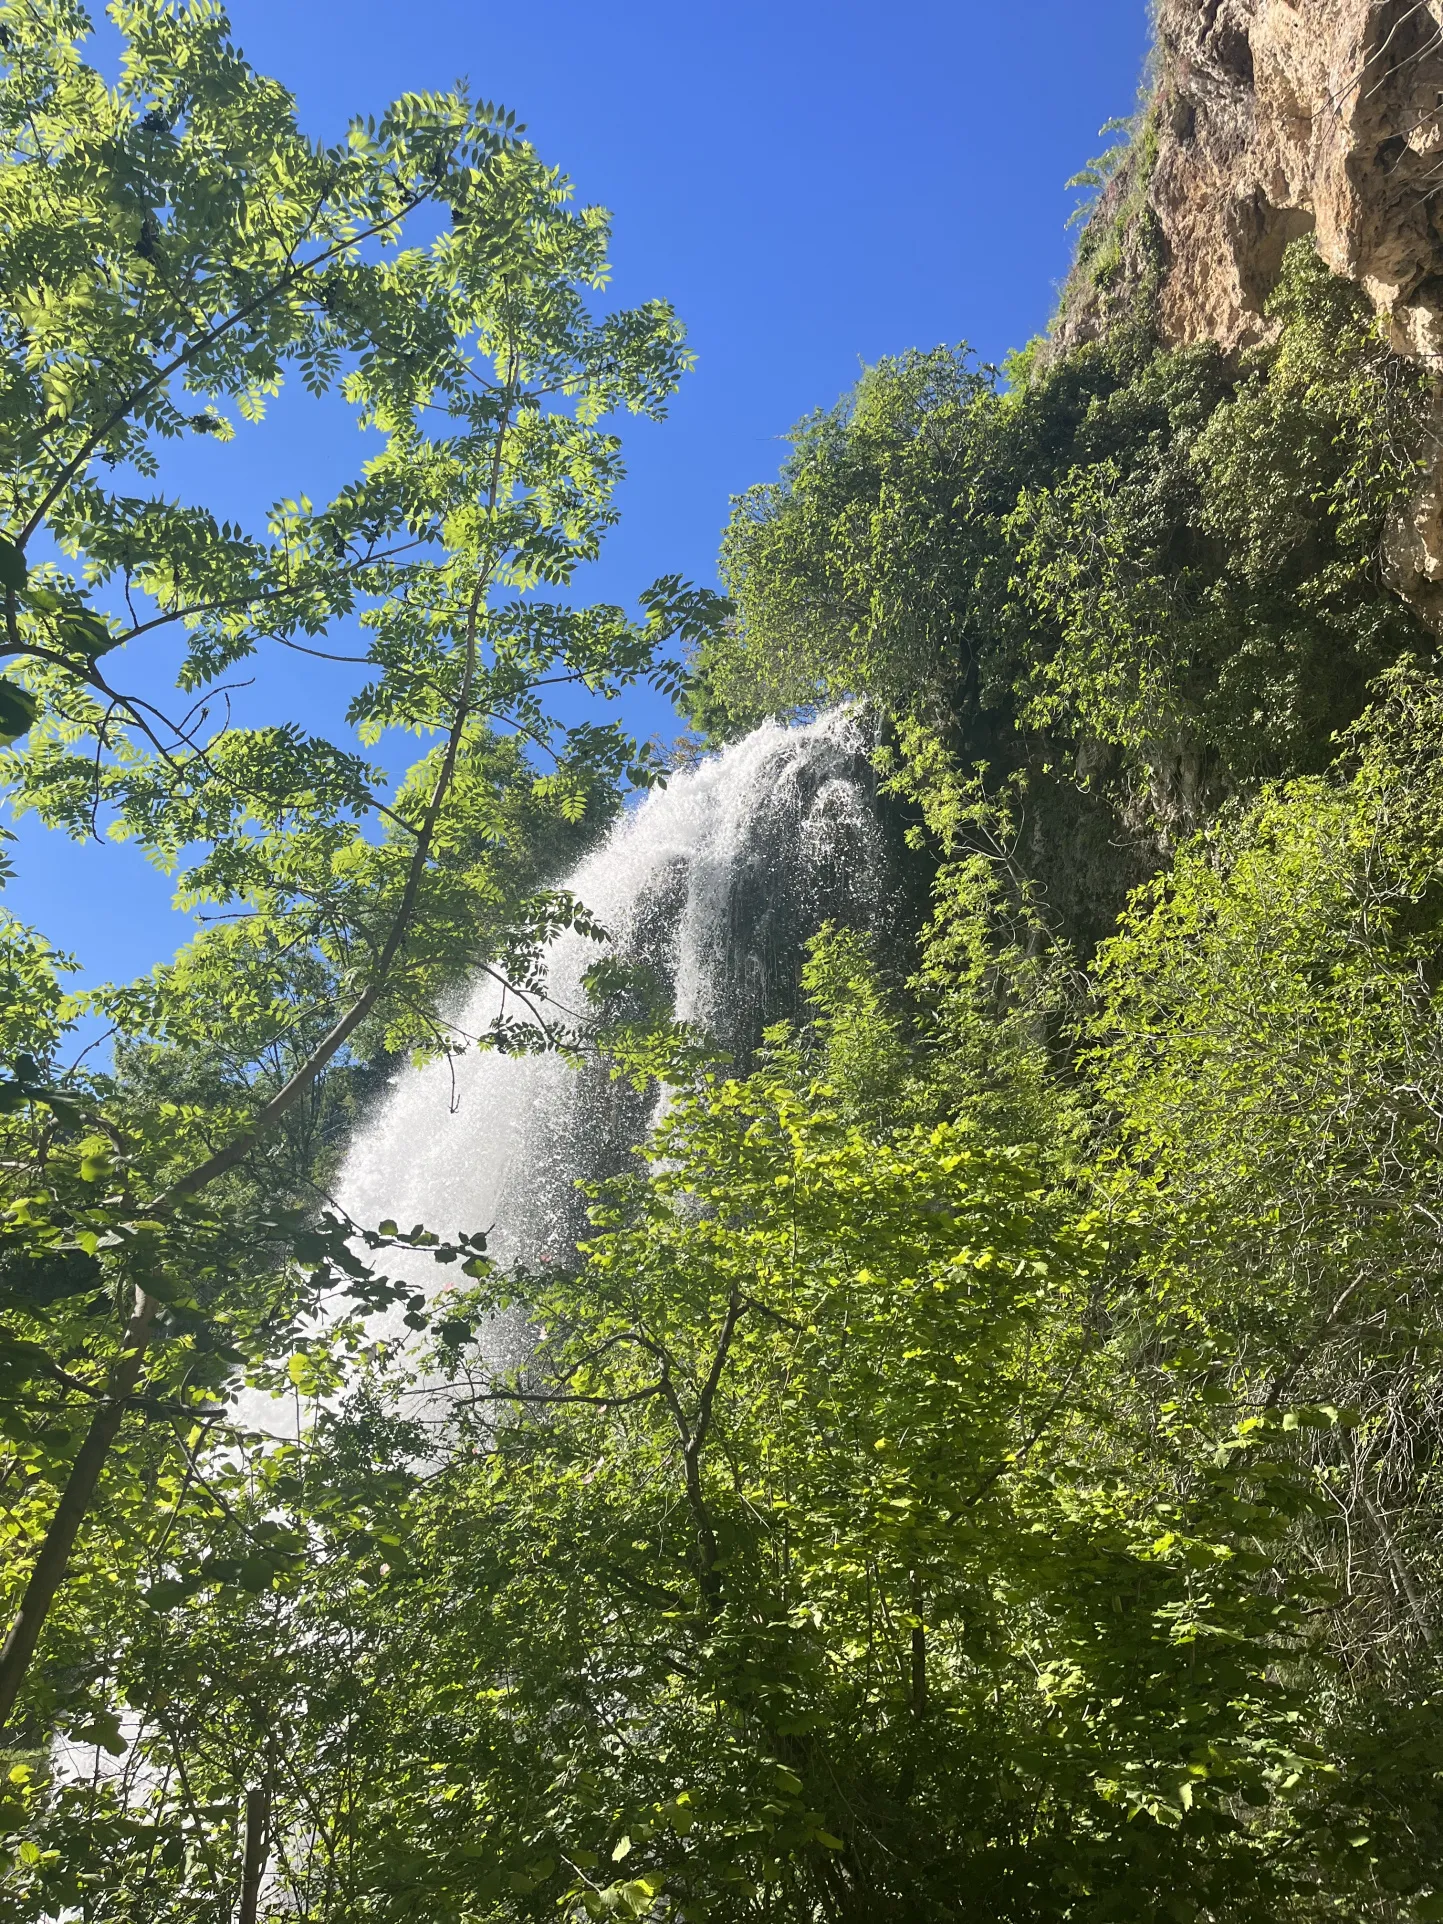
[0,0,708,1836]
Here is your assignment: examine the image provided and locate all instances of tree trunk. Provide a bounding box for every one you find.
[238,1780,270,1924]
[910,1571,928,1718]
[0,1289,157,1731]
[0,588,486,1733]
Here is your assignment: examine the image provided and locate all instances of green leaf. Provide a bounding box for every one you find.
[143,1578,199,1611]
[0,680,38,744]
[0,538,25,593]
[68,1709,127,1756]
[61,612,117,657]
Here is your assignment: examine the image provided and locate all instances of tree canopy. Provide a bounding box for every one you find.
[2,7,1443,1924]
[0,0,718,1771]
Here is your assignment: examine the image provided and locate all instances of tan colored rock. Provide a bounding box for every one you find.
[1058,0,1443,620]
[1062,0,1443,353]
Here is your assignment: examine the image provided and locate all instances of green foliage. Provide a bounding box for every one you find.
[17,755,1443,1917]
[699,347,998,735]
[0,0,723,1755]
[1089,665,1443,1652]
[1015,246,1432,796]
[0,1011,1355,1922]
[701,243,1433,844]
[1078,666,1443,1905]
[876,719,1085,1158]
[1064,116,1138,228]
[1,12,1441,1919]
[1058,102,1165,347]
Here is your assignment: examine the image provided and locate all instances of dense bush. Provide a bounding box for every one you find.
[701,245,1434,838]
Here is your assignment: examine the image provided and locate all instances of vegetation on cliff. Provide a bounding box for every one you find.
[2,5,1443,1923]
[697,242,1434,937]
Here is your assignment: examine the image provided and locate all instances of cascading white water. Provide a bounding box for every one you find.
[59,712,887,1791]
[334,707,884,1291]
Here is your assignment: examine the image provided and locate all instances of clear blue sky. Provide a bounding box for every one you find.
[9,0,1152,992]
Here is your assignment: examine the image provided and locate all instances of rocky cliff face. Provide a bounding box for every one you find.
[1066,0,1443,355]
[1060,0,1443,621]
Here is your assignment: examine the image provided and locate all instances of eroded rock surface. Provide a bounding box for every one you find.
[1059,0,1443,620]
[1063,0,1443,354]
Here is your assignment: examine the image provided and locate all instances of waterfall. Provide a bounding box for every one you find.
[334,707,884,1290]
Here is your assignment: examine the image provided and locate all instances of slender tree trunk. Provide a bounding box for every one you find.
[664,1286,745,1618]
[909,1571,928,1718]
[238,1779,271,1924]
[0,583,488,1735]
[0,1289,157,1731]
[1362,1490,1435,1646]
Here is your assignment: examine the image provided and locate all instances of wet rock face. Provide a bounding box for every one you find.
[1064,1,1443,357]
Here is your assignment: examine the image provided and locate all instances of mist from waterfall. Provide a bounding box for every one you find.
[334,706,884,1298]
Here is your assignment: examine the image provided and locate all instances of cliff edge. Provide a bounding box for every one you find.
[1059,1,1443,622]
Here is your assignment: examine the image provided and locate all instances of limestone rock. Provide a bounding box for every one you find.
[1063,1,1443,354]
[1058,0,1443,620]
